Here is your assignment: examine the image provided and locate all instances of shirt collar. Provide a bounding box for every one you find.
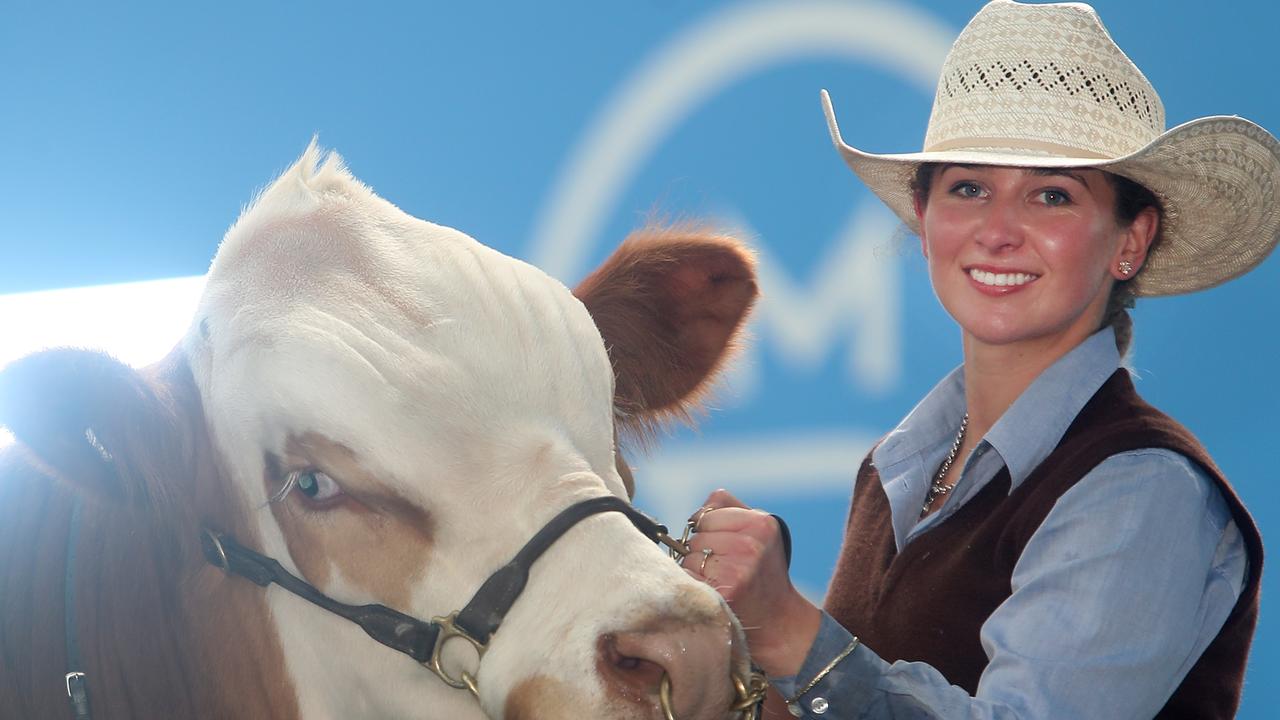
[984,327,1121,489]
[873,327,1122,490]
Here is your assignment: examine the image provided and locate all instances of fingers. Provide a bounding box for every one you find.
[694,504,777,538]
[702,487,748,510]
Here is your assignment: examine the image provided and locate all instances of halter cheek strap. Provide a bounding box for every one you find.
[201,530,443,662]
[199,495,671,684]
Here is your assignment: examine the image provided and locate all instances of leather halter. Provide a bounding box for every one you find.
[61,492,776,717]
[200,495,680,693]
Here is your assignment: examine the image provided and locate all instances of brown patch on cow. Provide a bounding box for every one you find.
[0,348,300,718]
[267,432,433,611]
[505,675,598,720]
[573,225,758,445]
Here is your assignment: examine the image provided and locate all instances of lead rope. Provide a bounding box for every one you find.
[64,496,92,720]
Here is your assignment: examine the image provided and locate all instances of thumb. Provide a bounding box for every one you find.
[703,488,749,510]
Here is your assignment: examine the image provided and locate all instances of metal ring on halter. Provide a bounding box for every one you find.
[659,673,677,720]
[730,671,770,718]
[672,505,714,563]
[698,547,714,574]
[428,612,487,698]
[658,670,769,720]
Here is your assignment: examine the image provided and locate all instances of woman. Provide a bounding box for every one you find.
[682,1,1275,718]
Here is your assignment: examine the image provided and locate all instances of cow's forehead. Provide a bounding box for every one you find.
[184,146,617,489]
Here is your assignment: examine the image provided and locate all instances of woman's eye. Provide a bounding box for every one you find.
[1039,189,1071,206]
[950,182,984,198]
[291,470,343,502]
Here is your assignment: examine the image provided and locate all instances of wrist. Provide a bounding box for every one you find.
[743,591,822,677]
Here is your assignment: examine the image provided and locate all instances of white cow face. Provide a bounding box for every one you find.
[183,145,759,719]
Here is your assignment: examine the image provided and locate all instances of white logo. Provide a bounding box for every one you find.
[527,0,955,524]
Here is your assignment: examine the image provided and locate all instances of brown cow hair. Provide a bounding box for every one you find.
[0,348,298,718]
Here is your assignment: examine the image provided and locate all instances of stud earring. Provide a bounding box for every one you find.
[1118,260,1133,277]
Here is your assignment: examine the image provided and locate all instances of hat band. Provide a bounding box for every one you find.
[924,136,1120,161]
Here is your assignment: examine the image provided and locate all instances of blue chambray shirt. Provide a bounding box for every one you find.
[771,328,1248,719]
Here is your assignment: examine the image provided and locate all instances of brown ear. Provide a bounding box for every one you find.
[573,226,758,438]
[0,348,185,507]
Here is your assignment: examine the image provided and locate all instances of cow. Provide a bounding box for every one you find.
[0,144,760,719]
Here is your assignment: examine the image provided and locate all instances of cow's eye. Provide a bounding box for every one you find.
[291,470,343,503]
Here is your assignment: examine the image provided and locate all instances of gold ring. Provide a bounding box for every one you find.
[699,547,714,574]
[690,505,715,532]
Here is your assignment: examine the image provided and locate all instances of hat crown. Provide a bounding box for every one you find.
[923,0,1166,159]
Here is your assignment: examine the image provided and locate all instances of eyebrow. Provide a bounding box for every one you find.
[1027,167,1091,187]
[939,163,1091,187]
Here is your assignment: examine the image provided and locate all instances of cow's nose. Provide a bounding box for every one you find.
[597,618,740,720]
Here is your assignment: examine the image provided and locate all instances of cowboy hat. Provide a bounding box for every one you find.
[822,0,1280,297]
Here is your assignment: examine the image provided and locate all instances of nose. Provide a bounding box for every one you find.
[974,198,1025,253]
[598,616,742,719]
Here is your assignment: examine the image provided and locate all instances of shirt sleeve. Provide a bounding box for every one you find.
[774,449,1246,719]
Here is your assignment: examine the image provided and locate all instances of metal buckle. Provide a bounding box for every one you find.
[428,612,486,697]
[201,529,230,571]
[657,530,691,560]
[656,515,697,561]
[65,671,86,698]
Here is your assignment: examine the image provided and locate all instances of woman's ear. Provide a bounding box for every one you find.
[1112,205,1159,279]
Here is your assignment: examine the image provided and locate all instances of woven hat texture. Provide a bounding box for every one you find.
[822,0,1280,297]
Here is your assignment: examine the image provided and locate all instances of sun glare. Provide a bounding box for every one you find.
[0,275,206,448]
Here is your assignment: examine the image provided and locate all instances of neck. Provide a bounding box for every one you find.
[960,329,1093,437]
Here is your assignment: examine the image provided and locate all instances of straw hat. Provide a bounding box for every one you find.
[822,0,1280,297]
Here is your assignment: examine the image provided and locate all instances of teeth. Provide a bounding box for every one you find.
[969,269,1037,287]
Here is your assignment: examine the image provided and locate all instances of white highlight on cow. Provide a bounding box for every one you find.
[0,276,206,448]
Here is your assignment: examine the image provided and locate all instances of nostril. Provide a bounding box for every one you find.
[599,634,667,701]
[598,620,737,719]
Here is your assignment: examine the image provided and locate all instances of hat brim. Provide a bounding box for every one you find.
[821,89,1280,297]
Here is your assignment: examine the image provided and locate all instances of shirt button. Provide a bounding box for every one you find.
[810,696,830,714]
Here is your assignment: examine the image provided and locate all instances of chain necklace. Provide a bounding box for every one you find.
[921,413,969,514]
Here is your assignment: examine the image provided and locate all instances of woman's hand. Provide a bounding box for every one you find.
[684,488,822,677]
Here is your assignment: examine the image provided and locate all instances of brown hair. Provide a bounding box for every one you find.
[909,163,1164,356]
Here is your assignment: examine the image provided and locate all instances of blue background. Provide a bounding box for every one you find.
[2,1,1275,714]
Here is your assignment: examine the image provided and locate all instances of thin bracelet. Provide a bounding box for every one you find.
[785,636,861,706]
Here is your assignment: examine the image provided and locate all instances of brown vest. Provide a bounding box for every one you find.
[824,370,1263,718]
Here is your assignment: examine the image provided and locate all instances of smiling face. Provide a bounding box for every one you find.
[914,164,1157,360]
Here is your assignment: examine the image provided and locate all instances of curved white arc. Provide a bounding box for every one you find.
[528,0,956,281]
